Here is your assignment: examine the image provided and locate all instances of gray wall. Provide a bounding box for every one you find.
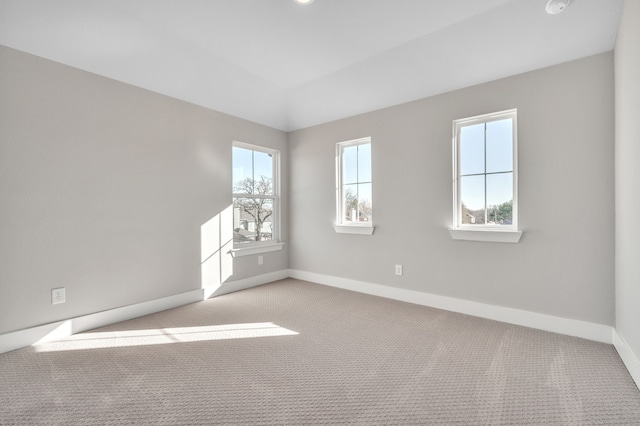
[615,1,640,360]
[0,42,618,337]
[0,45,288,335]
[289,53,615,326]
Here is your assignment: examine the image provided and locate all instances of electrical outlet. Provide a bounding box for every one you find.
[258,255,264,265]
[52,288,66,305]
[395,264,403,276]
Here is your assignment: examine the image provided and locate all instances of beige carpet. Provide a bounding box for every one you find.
[1,278,639,425]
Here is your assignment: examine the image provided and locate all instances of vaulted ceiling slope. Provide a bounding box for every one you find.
[0,0,622,131]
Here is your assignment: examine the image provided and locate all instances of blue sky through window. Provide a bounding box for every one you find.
[459,118,513,212]
[233,146,273,195]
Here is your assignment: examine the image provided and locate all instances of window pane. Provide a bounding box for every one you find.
[358,183,373,222]
[233,198,252,243]
[460,175,485,225]
[253,174,273,197]
[337,138,373,226]
[232,147,253,194]
[253,151,273,196]
[460,123,485,176]
[233,197,274,243]
[342,184,359,222]
[256,200,274,242]
[357,143,372,183]
[486,118,513,174]
[487,172,513,225]
[343,145,358,184]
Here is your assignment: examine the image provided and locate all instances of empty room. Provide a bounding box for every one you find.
[1,0,639,424]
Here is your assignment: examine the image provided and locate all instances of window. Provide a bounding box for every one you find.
[232,142,283,254]
[335,137,374,235]
[450,109,522,243]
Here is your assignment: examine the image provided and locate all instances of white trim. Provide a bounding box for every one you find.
[205,269,289,298]
[0,289,204,354]
[613,329,640,389]
[336,137,373,228]
[333,225,375,235]
[2,269,622,363]
[452,108,519,234]
[287,269,612,344]
[0,268,292,354]
[232,140,278,155]
[448,228,522,243]
[230,242,285,257]
[232,140,282,250]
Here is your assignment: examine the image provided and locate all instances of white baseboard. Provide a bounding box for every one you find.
[1,267,624,370]
[0,288,205,354]
[287,269,613,344]
[613,330,640,388]
[0,270,291,355]
[206,270,290,298]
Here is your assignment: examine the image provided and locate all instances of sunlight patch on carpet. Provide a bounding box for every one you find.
[33,323,298,352]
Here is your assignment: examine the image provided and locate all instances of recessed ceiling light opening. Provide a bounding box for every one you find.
[546,0,571,15]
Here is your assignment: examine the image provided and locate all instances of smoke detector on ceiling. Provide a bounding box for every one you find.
[546,0,571,15]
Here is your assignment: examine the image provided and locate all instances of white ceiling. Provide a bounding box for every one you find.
[0,0,623,131]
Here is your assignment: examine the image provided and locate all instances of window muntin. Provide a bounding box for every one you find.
[336,138,372,226]
[453,110,517,229]
[232,142,279,245]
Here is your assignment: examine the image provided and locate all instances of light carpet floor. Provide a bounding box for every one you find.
[1,278,639,425]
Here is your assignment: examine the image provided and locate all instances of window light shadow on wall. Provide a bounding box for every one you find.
[33,323,299,352]
[201,205,234,298]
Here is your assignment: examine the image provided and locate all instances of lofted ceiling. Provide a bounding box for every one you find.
[0,0,623,131]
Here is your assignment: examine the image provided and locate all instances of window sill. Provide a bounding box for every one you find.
[448,228,522,243]
[333,225,375,235]
[230,242,285,257]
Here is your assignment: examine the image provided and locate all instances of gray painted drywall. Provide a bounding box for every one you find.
[289,53,615,326]
[0,45,288,335]
[615,1,640,360]
[0,42,618,337]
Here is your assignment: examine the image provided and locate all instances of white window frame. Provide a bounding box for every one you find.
[231,141,284,257]
[449,109,522,243]
[334,137,374,235]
